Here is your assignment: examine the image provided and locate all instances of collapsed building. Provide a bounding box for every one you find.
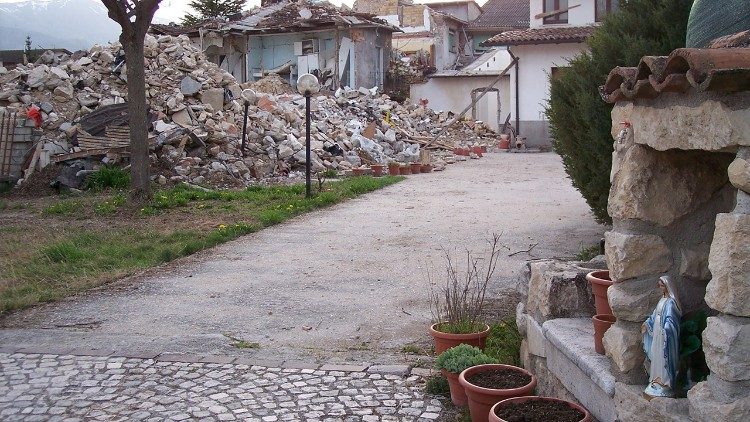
[0,33,499,190]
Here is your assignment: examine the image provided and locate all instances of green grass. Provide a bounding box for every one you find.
[425,375,450,397]
[1,176,403,314]
[401,344,423,355]
[223,333,260,349]
[85,166,130,190]
[43,200,84,216]
[484,319,523,366]
[574,243,602,262]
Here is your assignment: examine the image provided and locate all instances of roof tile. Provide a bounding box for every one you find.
[482,25,595,46]
[469,0,529,30]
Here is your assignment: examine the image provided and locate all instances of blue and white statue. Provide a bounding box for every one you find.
[642,276,682,399]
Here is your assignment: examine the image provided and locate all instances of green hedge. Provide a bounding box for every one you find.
[546,0,693,223]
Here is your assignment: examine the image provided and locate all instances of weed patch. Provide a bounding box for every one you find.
[484,319,522,366]
[425,375,450,397]
[43,200,83,216]
[85,166,130,190]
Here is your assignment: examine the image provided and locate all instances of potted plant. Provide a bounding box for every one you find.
[410,162,422,174]
[490,396,591,422]
[459,364,537,422]
[586,270,613,315]
[435,344,497,407]
[388,162,400,176]
[400,164,412,175]
[428,234,502,354]
[371,163,384,177]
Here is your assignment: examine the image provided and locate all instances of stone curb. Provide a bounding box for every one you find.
[0,348,429,377]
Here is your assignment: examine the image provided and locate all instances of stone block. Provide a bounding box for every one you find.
[702,315,750,382]
[608,144,731,226]
[368,365,409,375]
[702,374,750,402]
[543,318,617,422]
[728,157,750,194]
[603,320,644,374]
[705,213,750,316]
[688,380,750,422]
[615,382,689,422]
[605,231,672,281]
[201,88,225,111]
[526,316,546,358]
[611,98,750,152]
[608,277,661,322]
[679,248,711,281]
[525,260,594,323]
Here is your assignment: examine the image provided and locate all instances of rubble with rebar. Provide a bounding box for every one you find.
[0,34,499,189]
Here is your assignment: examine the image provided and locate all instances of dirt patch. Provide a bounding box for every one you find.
[466,367,531,390]
[4,165,63,199]
[495,399,585,422]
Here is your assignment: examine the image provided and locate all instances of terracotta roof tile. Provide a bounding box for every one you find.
[600,47,750,103]
[469,0,529,30]
[482,25,595,46]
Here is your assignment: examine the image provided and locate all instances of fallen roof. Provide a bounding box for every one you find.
[600,46,750,103]
[224,0,399,34]
[468,0,529,31]
[482,25,594,46]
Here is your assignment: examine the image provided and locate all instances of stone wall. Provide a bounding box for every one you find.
[607,92,750,420]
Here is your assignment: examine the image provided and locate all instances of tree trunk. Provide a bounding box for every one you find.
[123,36,151,202]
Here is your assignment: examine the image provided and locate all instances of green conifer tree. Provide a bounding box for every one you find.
[182,0,246,26]
[546,0,693,223]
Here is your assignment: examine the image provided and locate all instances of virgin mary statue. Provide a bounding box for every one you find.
[642,276,682,399]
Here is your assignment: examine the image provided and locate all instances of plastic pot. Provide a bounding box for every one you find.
[429,323,490,355]
[410,163,422,173]
[442,369,468,407]
[371,164,384,177]
[459,364,537,422]
[592,314,616,355]
[472,146,484,157]
[489,396,591,422]
[399,165,412,175]
[388,165,400,176]
[586,270,613,315]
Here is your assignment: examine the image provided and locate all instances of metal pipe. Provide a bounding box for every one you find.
[508,48,520,136]
[241,102,249,157]
[305,94,312,198]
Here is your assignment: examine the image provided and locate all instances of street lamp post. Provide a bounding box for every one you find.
[240,89,256,157]
[297,74,320,198]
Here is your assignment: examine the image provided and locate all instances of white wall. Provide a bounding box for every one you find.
[509,43,586,122]
[409,75,511,131]
[530,1,596,28]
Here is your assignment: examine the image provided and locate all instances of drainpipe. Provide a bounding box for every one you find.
[508,48,520,136]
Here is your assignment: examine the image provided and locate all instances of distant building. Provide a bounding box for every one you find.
[0,49,72,69]
[483,0,618,146]
[151,0,399,91]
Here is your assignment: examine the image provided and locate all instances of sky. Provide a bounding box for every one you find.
[0,0,489,25]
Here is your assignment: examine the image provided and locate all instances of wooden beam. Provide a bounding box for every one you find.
[534,4,581,20]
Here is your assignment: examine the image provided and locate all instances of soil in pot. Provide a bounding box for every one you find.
[494,399,587,422]
[467,368,532,390]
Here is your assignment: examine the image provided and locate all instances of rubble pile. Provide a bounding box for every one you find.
[0,34,499,189]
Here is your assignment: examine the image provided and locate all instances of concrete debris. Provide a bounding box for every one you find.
[0,34,499,189]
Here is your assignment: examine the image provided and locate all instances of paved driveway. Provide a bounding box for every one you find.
[0,153,604,365]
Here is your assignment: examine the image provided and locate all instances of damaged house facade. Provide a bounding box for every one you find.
[483,0,619,146]
[152,0,398,91]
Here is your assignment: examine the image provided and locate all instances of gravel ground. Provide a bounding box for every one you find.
[0,152,604,365]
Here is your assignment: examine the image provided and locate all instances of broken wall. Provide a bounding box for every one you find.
[352,29,391,90]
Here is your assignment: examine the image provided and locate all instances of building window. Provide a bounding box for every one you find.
[543,0,568,24]
[596,0,619,22]
[449,30,457,53]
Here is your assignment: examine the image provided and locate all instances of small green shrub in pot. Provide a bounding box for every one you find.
[436,344,498,375]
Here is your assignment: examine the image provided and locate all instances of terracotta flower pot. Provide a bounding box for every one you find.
[472,146,484,157]
[489,396,591,422]
[410,163,422,173]
[459,364,537,422]
[442,369,468,407]
[399,165,412,175]
[388,165,400,176]
[592,314,616,355]
[499,134,511,150]
[453,147,463,155]
[421,164,433,173]
[461,148,471,156]
[352,168,365,176]
[371,164,384,177]
[429,323,491,355]
[586,270,613,315]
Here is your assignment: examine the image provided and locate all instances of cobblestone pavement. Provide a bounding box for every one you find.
[0,352,442,421]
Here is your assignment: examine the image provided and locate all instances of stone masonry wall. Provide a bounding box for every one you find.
[607,92,750,421]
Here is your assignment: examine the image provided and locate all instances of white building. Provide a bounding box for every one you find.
[484,0,619,147]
